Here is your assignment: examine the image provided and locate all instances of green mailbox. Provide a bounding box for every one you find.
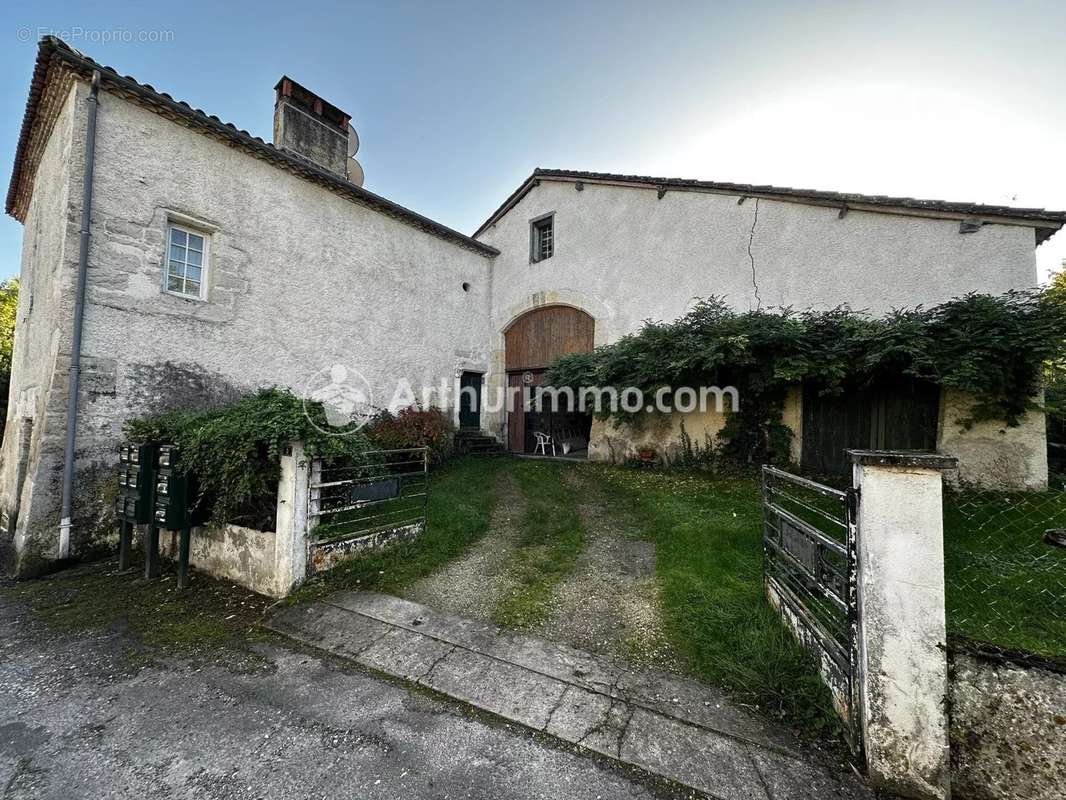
[116,443,157,525]
[153,445,208,530]
[151,445,209,588]
[116,442,158,571]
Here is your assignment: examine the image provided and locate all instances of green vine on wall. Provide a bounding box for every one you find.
[547,291,1066,465]
[126,388,373,528]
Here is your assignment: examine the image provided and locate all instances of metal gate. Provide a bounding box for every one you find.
[762,465,863,757]
[308,447,429,573]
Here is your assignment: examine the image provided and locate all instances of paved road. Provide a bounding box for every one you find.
[0,591,691,800]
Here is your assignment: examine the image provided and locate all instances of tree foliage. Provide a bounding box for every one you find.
[0,279,19,445]
[548,291,1066,464]
[1043,266,1066,448]
[0,279,18,376]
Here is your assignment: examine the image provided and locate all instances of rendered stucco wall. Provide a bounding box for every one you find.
[949,652,1066,800]
[158,523,280,597]
[937,389,1049,490]
[588,409,726,463]
[0,81,83,574]
[1,81,494,574]
[477,180,1038,342]
[853,458,953,799]
[586,387,803,464]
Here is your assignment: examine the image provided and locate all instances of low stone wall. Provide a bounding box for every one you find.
[587,386,803,465]
[949,649,1066,800]
[310,521,424,574]
[588,408,728,464]
[588,386,1046,492]
[159,523,283,597]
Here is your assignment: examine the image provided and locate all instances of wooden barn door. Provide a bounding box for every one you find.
[801,380,940,475]
[507,373,526,453]
[504,306,594,454]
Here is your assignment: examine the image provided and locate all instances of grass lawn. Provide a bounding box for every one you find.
[296,455,842,738]
[296,457,590,630]
[308,455,1066,738]
[589,464,843,738]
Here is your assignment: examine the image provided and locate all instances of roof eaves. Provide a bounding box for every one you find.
[7,38,499,258]
[475,167,1066,245]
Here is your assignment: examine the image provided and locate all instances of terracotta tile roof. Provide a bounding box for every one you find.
[475,168,1066,244]
[6,37,498,257]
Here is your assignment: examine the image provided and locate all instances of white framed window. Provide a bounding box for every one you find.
[164,223,208,299]
[530,213,554,263]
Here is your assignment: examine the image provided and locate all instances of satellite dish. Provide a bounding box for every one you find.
[347,157,364,187]
[346,126,363,185]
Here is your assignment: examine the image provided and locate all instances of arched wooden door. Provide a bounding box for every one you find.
[504,306,594,453]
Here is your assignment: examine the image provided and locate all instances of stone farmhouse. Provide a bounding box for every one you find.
[2,37,1064,574]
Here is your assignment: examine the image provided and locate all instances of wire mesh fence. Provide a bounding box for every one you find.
[943,486,1066,662]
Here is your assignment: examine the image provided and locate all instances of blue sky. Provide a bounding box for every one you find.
[3,0,1066,281]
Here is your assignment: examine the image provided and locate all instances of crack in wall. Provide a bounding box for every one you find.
[748,197,761,311]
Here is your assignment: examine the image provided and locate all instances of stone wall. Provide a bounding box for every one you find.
[158,523,282,597]
[585,387,812,469]
[0,80,83,575]
[310,522,424,575]
[949,650,1066,800]
[585,383,1046,491]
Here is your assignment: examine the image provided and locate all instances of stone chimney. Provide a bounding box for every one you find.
[273,76,351,178]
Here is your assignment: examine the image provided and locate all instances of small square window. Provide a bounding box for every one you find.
[164,224,209,300]
[530,214,554,262]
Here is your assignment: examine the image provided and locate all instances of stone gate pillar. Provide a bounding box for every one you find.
[275,441,312,596]
[849,450,957,800]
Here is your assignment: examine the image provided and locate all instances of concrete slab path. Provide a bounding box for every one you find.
[267,592,871,800]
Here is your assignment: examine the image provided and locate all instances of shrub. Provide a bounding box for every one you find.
[548,291,1066,465]
[125,388,373,529]
[366,406,455,464]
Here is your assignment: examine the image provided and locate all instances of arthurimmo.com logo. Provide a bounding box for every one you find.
[302,364,375,436]
[300,361,739,438]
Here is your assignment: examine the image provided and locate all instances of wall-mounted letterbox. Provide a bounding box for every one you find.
[153,445,208,530]
[116,443,157,525]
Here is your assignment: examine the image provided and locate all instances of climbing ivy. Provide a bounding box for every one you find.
[547,290,1066,465]
[125,388,373,528]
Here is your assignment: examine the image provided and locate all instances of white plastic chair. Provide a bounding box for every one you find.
[533,432,556,456]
